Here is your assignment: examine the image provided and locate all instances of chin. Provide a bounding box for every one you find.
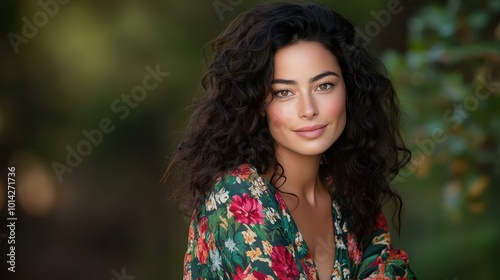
[293,143,334,156]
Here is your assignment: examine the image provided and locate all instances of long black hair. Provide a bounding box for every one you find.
[165,1,412,244]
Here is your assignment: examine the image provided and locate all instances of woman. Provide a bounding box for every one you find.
[167,1,416,279]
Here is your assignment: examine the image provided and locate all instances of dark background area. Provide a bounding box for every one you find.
[0,0,499,279]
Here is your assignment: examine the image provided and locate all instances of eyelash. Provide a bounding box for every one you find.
[273,89,291,98]
[273,81,335,98]
[316,81,335,91]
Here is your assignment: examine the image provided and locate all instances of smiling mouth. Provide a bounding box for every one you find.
[293,125,327,139]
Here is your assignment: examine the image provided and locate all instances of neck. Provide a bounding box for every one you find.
[270,150,324,206]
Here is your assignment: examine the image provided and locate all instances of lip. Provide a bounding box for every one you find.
[293,124,327,139]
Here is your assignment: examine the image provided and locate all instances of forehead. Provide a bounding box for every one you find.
[273,41,341,78]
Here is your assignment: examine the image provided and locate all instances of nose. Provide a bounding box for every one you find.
[298,93,319,119]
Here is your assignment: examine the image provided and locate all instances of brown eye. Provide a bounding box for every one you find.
[317,83,333,91]
[275,90,292,98]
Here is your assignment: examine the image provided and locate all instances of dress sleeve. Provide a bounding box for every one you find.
[355,212,416,280]
[183,165,300,280]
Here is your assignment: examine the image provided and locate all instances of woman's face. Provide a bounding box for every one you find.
[265,41,346,158]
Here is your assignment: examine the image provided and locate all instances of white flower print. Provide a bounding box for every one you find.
[206,193,217,211]
[265,207,279,224]
[336,238,347,250]
[342,267,350,278]
[209,248,222,272]
[215,187,229,204]
[225,238,238,253]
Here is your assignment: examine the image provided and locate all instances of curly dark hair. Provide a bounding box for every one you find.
[165,1,412,244]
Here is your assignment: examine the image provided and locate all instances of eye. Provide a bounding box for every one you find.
[316,83,334,91]
[274,90,293,98]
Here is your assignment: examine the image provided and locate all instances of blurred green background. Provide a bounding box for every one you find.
[0,0,499,279]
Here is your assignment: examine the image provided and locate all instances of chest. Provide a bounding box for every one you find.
[287,200,336,279]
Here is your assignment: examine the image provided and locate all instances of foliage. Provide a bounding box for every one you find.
[382,0,500,278]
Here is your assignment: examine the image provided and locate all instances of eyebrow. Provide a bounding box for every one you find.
[271,71,339,85]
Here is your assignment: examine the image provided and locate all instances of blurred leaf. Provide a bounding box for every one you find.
[468,10,491,30]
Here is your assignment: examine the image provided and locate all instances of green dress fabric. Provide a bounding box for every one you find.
[183,164,416,279]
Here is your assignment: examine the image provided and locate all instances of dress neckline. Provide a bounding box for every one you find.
[259,173,345,280]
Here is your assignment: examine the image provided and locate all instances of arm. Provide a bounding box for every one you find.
[356,212,416,280]
[183,166,299,279]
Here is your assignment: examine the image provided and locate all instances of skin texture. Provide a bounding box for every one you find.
[266,41,347,159]
[264,41,347,280]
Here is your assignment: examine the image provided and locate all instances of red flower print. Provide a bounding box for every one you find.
[271,245,299,279]
[300,256,317,280]
[199,216,209,235]
[387,249,409,264]
[347,233,362,264]
[188,224,195,240]
[230,164,252,180]
[274,192,288,212]
[229,193,265,225]
[374,212,389,231]
[368,255,384,269]
[233,265,270,280]
[367,272,391,280]
[196,237,209,264]
[232,265,250,280]
[253,271,270,280]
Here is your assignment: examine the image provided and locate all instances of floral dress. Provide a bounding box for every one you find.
[183,164,416,279]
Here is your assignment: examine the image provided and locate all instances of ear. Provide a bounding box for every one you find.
[259,110,266,117]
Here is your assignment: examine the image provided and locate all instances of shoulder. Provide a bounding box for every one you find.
[209,164,274,205]
[199,164,279,221]
[216,164,266,193]
[184,164,302,279]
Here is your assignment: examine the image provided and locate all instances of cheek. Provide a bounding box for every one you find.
[265,105,291,130]
[322,94,346,119]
